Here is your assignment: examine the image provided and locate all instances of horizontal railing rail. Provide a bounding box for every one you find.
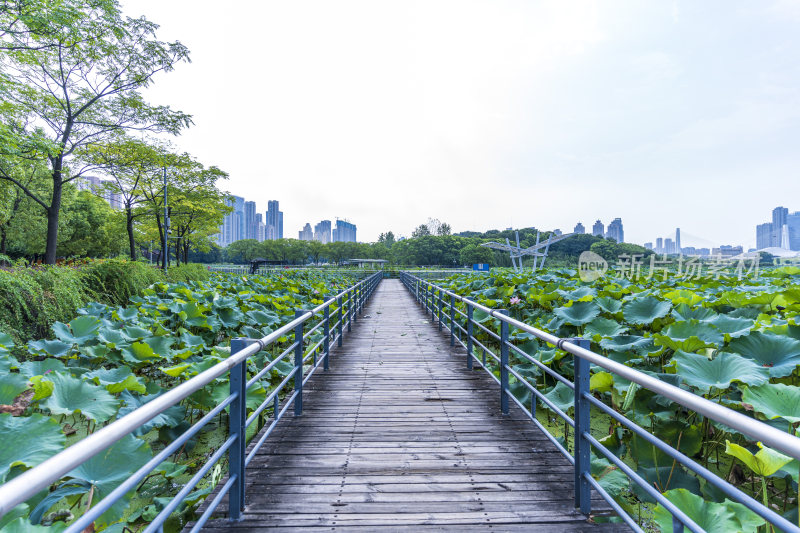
[400,272,800,533]
[0,273,382,532]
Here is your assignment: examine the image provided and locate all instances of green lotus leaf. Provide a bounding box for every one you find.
[591,456,629,497]
[623,296,672,325]
[117,390,186,436]
[594,296,623,314]
[741,383,800,424]
[0,373,29,404]
[671,303,717,322]
[557,287,596,302]
[0,331,15,357]
[599,335,654,355]
[653,489,739,533]
[542,382,573,412]
[67,435,152,523]
[84,366,146,394]
[725,440,792,476]
[653,321,723,352]
[0,413,65,481]
[113,307,139,321]
[553,301,600,326]
[51,315,101,344]
[19,358,66,378]
[672,351,769,390]
[709,315,754,339]
[41,372,120,423]
[584,317,628,338]
[727,332,800,378]
[27,339,72,358]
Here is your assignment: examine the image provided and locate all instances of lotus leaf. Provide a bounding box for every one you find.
[653,489,739,533]
[653,321,723,352]
[553,301,600,326]
[0,413,65,481]
[725,440,792,477]
[599,335,654,355]
[84,366,146,394]
[542,382,573,412]
[51,315,101,344]
[727,332,800,378]
[672,351,769,390]
[623,296,672,325]
[0,373,29,404]
[584,317,628,338]
[741,383,800,424]
[41,372,119,423]
[594,296,623,314]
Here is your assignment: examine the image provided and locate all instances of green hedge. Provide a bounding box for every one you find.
[0,260,209,343]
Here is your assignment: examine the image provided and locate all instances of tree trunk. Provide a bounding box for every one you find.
[126,206,137,260]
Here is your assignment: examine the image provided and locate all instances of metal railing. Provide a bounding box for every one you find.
[0,272,382,531]
[400,272,800,533]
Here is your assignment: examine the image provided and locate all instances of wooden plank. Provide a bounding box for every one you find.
[194,279,627,532]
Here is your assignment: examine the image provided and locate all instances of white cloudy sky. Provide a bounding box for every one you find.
[123,0,800,248]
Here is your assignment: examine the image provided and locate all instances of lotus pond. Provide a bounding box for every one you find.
[0,270,360,532]
[433,265,800,531]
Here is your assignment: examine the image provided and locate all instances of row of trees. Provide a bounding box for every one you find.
[214,230,650,268]
[0,0,229,264]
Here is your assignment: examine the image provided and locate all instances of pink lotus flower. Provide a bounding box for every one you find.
[509,296,521,305]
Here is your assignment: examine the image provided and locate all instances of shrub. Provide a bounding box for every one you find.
[166,263,211,283]
[81,259,164,306]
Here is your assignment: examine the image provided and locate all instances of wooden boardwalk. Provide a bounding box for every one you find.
[201,279,625,532]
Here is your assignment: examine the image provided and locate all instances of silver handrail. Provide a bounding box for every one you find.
[0,273,379,518]
[402,272,800,460]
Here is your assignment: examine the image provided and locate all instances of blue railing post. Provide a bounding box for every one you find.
[323,305,330,370]
[294,310,304,416]
[337,296,343,347]
[228,338,251,520]
[449,294,455,346]
[499,310,509,415]
[438,289,443,331]
[572,337,591,514]
[466,303,474,370]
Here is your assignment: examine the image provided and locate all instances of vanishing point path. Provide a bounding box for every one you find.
[202,279,625,532]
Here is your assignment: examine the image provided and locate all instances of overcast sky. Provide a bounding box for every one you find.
[123,0,800,248]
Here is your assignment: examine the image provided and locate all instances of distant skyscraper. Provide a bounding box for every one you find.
[299,223,313,241]
[244,201,257,240]
[592,220,604,237]
[333,220,357,243]
[314,220,332,244]
[574,222,585,234]
[606,218,624,243]
[756,222,772,250]
[266,200,283,240]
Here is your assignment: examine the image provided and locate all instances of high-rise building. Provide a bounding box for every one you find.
[592,220,604,237]
[266,200,283,240]
[314,220,332,244]
[606,218,624,243]
[244,201,257,240]
[787,212,800,251]
[656,238,663,253]
[333,219,357,243]
[298,223,313,241]
[574,223,585,234]
[756,222,773,250]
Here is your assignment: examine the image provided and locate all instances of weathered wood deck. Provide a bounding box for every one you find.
[201,279,625,531]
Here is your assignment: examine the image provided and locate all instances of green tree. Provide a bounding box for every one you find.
[0,1,191,263]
